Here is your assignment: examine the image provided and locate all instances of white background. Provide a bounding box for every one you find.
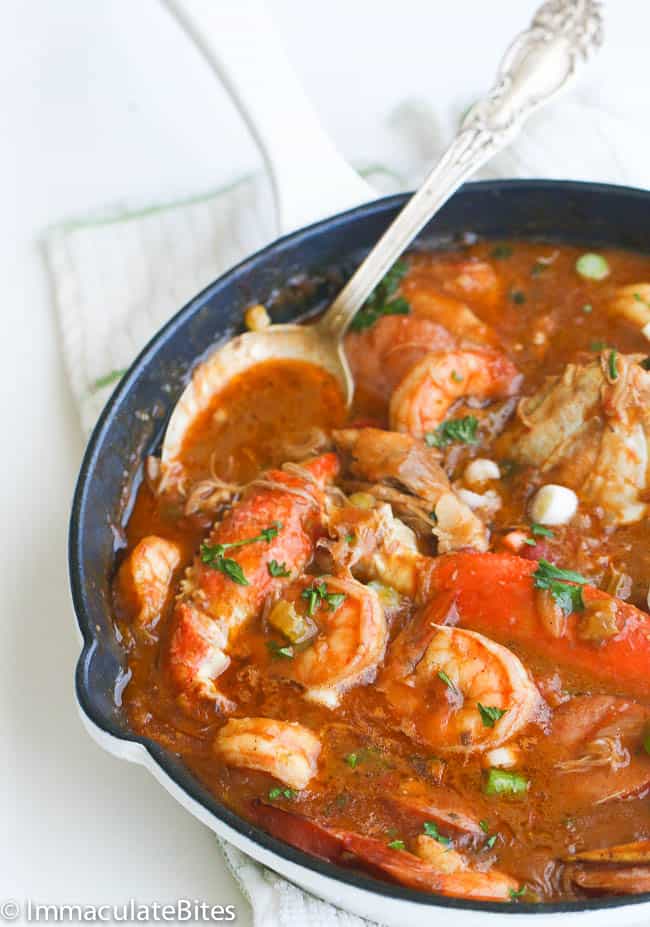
[1,1,647,922]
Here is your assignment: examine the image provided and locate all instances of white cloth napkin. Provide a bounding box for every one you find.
[46,95,650,926]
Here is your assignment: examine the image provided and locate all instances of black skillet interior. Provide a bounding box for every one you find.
[70,180,650,915]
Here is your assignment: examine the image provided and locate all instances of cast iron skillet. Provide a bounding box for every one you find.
[70,180,650,919]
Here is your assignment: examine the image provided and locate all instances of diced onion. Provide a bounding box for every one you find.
[575,253,610,281]
[529,484,578,526]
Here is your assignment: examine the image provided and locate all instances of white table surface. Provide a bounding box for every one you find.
[1,0,647,922]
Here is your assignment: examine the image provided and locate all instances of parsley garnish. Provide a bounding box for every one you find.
[484,768,529,796]
[201,522,282,586]
[425,415,479,449]
[510,289,526,305]
[478,703,507,728]
[350,260,410,332]
[485,834,498,850]
[266,640,294,659]
[422,821,451,847]
[268,559,291,578]
[532,559,589,616]
[437,669,456,690]
[590,340,607,352]
[531,523,554,537]
[490,244,512,259]
[479,820,489,834]
[387,839,405,850]
[344,753,359,769]
[608,349,619,380]
[509,886,527,902]
[641,357,650,371]
[268,787,296,800]
[301,581,346,616]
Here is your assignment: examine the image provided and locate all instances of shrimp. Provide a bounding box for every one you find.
[380,618,540,754]
[345,315,455,406]
[214,718,321,790]
[268,575,387,707]
[251,802,519,901]
[166,453,339,707]
[389,349,521,438]
[406,254,502,313]
[426,552,650,698]
[333,427,489,553]
[498,353,650,524]
[115,536,181,629]
[339,833,518,901]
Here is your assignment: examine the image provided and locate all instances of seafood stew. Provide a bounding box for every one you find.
[115,240,650,904]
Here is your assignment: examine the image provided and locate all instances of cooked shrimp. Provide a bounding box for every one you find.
[499,353,650,524]
[252,798,518,901]
[340,833,519,901]
[380,621,540,753]
[406,255,502,312]
[345,315,455,405]
[389,349,521,438]
[167,453,339,707]
[115,535,181,628]
[401,274,497,344]
[333,427,489,552]
[214,718,321,790]
[427,552,650,698]
[269,575,387,707]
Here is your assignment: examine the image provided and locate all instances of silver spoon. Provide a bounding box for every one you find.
[161,0,602,477]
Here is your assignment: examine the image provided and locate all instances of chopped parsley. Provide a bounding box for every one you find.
[266,640,294,659]
[533,559,589,616]
[350,260,410,332]
[268,787,296,800]
[437,670,456,690]
[301,581,346,616]
[344,752,359,769]
[387,839,406,850]
[485,834,498,850]
[268,559,291,578]
[479,820,490,834]
[608,349,619,380]
[478,703,507,728]
[510,289,526,305]
[201,522,282,586]
[641,357,650,371]
[425,415,479,449]
[422,821,451,847]
[490,244,513,259]
[451,370,463,383]
[484,768,529,796]
[509,886,527,902]
[531,523,554,538]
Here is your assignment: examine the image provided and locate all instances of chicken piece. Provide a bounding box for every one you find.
[214,718,321,790]
[499,353,650,524]
[115,536,181,628]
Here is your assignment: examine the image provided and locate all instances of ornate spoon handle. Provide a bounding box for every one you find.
[319,0,603,342]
